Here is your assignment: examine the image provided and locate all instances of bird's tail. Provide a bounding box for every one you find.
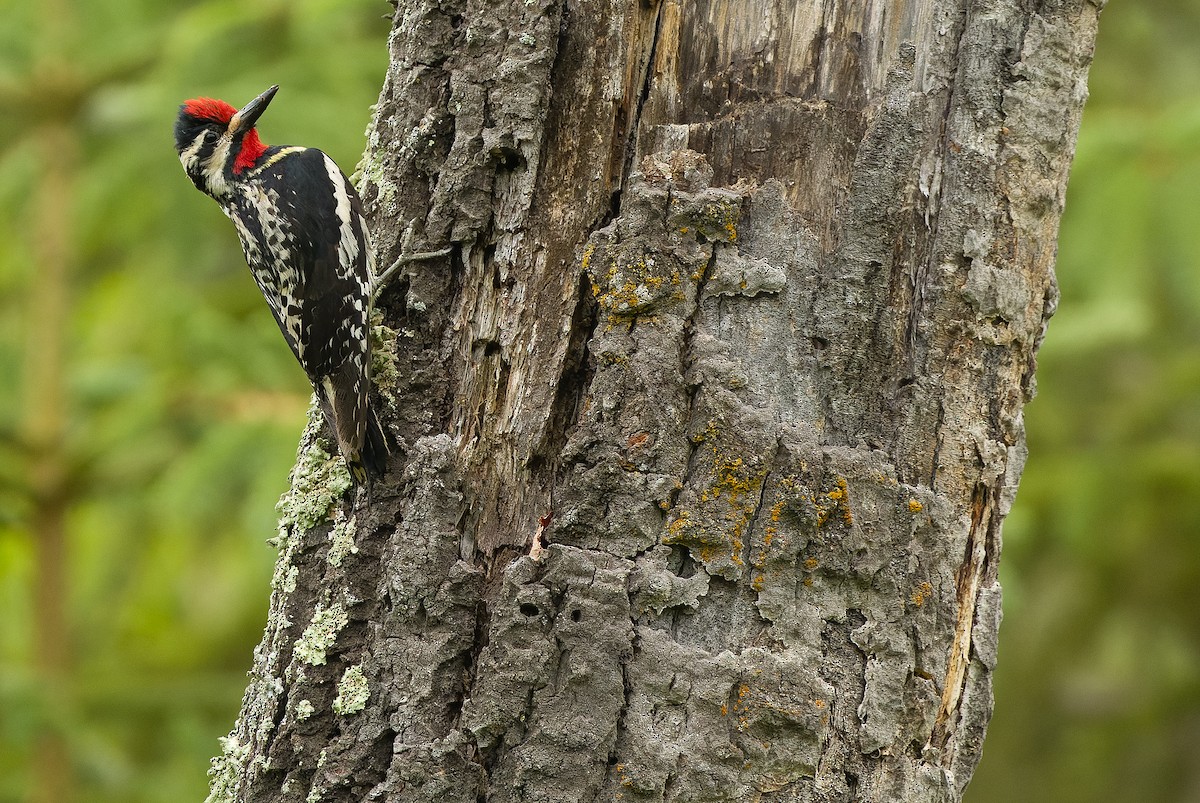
[359,405,389,482]
[318,371,390,486]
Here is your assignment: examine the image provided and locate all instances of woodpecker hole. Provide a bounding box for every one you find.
[492,146,524,171]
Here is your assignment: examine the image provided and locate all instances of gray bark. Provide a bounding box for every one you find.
[208,0,1102,801]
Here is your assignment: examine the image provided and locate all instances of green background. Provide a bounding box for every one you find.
[0,1,1191,801]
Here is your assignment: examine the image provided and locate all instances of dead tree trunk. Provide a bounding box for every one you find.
[208,0,1101,801]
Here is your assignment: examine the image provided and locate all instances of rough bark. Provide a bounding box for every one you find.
[208,0,1102,801]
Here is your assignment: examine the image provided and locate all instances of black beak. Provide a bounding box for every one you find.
[230,85,279,135]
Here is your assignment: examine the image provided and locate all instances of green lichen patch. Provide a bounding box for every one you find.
[667,188,742,245]
[272,563,299,597]
[276,421,353,536]
[352,145,399,216]
[332,664,370,715]
[294,602,348,666]
[327,514,359,567]
[630,545,711,615]
[703,248,787,299]
[204,734,250,803]
[295,699,315,722]
[369,307,402,397]
[306,748,333,801]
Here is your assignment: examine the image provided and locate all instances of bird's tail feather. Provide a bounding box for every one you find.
[360,405,389,481]
[318,371,389,486]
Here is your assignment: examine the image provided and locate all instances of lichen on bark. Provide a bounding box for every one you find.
[210,0,1103,800]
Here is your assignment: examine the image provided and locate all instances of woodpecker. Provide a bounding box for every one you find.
[174,85,388,484]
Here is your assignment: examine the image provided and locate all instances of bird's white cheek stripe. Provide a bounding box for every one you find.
[179,131,206,171]
[203,135,233,196]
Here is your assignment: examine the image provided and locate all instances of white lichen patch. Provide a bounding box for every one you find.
[332,664,370,715]
[294,602,348,666]
[327,514,359,567]
[352,144,398,216]
[295,699,315,722]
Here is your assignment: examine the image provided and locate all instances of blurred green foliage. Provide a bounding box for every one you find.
[970,2,1200,801]
[0,0,387,800]
[0,0,1192,801]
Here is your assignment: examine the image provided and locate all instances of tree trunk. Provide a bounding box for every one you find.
[208,0,1101,801]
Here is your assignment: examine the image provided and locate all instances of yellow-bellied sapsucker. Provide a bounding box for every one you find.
[174,85,387,483]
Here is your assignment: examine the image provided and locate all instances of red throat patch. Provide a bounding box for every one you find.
[234,129,268,174]
[183,97,236,124]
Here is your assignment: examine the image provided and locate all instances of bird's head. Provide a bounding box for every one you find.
[174,84,278,198]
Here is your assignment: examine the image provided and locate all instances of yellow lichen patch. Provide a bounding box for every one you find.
[597,350,629,366]
[664,510,723,564]
[588,251,687,322]
[813,698,829,726]
[665,421,768,573]
[768,496,787,523]
[699,201,739,242]
[691,417,720,445]
[748,477,825,591]
[815,477,853,527]
[908,498,923,513]
[711,456,767,567]
[750,529,774,572]
[911,580,934,607]
[733,684,752,732]
[665,510,699,541]
[726,682,820,741]
[801,557,819,589]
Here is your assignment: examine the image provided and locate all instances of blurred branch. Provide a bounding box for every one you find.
[26,116,75,803]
